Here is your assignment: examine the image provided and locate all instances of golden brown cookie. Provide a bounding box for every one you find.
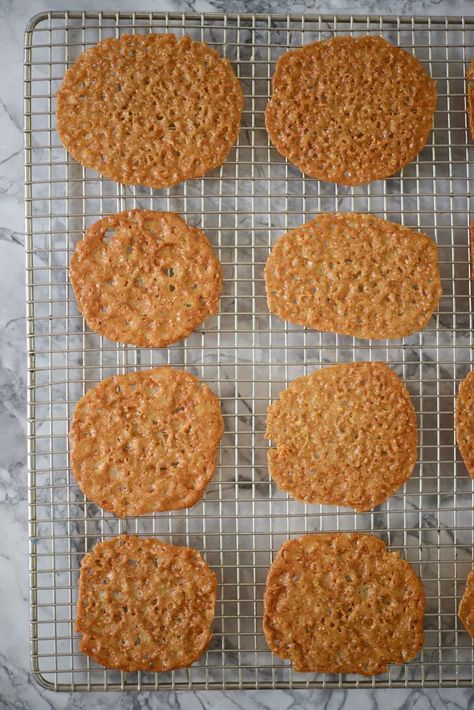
[265,212,442,340]
[70,367,224,517]
[263,533,425,675]
[76,535,217,671]
[57,33,243,189]
[467,59,474,141]
[265,362,417,512]
[265,36,436,185]
[455,370,474,478]
[470,221,474,280]
[70,210,222,348]
[459,566,474,637]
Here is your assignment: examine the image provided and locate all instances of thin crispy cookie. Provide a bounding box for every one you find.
[70,367,224,517]
[265,36,436,185]
[455,369,474,478]
[266,362,417,512]
[470,221,474,280]
[467,59,474,141]
[459,566,474,637]
[265,212,442,340]
[57,34,243,189]
[263,533,425,675]
[76,535,217,671]
[70,210,222,348]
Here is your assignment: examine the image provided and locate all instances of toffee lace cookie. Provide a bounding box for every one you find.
[265,35,436,185]
[265,362,417,512]
[459,565,474,637]
[467,58,474,141]
[69,209,222,348]
[76,535,217,671]
[455,369,474,478]
[57,33,243,188]
[263,533,425,676]
[265,212,442,340]
[70,367,224,517]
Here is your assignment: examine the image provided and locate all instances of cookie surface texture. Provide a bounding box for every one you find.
[265,212,442,340]
[459,566,474,637]
[70,367,224,516]
[57,33,243,188]
[76,535,217,671]
[467,59,474,141]
[265,35,436,185]
[263,533,425,675]
[70,210,222,348]
[455,369,474,478]
[265,362,417,512]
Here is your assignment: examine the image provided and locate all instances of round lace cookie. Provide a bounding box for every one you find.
[455,369,474,478]
[459,566,474,637]
[265,35,436,185]
[70,367,224,516]
[265,362,417,512]
[265,212,442,340]
[263,533,425,675]
[70,210,222,348]
[467,59,474,141]
[57,33,243,189]
[76,535,217,671]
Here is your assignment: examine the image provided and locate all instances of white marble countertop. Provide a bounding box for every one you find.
[3,0,474,707]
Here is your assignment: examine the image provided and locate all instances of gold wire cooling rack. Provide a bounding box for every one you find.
[24,10,474,690]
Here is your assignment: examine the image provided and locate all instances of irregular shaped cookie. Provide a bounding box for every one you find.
[459,566,474,636]
[263,533,425,675]
[266,35,436,185]
[70,367,224,516]
[70,210,222,348]
[467,59,474,141]
[455,369,474,478]
[57,33,243,189]
[265,362,417,511]
[76,535,217,671]
[470,221,474,280]
[265,213,442,340]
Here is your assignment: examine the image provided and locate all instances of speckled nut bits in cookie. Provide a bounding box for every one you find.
[455,370,474,478]
[69,210,222,348]
[459,566,474,637]
[263,533,425,675]
[265,36,436,185]
[76,535,217,671]
[56,33,243,189]
[70,367,224,517]
[265,213,442,340]
[265,362,417,512]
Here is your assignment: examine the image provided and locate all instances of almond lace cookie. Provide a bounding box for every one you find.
[57,33,243,188]
[265,362,417,512]
[263,533,425,675]
[467,59,474,140]
[459,565,474,637]
[70,367,224,517]
[70,210,222,348]
[265,36,436,185]
[265,212,442,340]
[470,221,474,280]
[76,535,217,671]
[455,369,474,478]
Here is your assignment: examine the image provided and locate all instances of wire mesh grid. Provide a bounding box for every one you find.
[24,10,474,691]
